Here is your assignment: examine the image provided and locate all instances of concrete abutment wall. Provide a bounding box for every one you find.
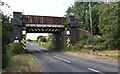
[52,30,66,50]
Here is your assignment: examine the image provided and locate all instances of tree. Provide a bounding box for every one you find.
[66,1,120,49]
[2,14,13,49]
[66,2,100,35]
[98,2,120,48]
[2,14,14,68]
[0,1,10,8]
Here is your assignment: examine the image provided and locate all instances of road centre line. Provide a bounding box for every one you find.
[53,56,71,64]
[88,68,105,74]
[45,53,50,55]
[32,45,71,64]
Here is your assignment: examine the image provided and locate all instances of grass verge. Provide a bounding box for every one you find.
[38,41,52,49]
[2,54,43,72]
[64,48,119,62]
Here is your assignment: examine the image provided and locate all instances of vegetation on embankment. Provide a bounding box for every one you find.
[34,33,119,62]
[32,40,55,50]
[63,33,119,62]
[32,34,56,50]
[2,13,28,68]
[64,48,119,62]
[2,42,43,72]
[38,41,53,49]
[66,2,120,49]
[2,14,15,68]
[63,2,120,62]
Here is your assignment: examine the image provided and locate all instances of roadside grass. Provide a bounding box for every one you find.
[31,41,38,44]
[37,41,56,51]
[3,54,42,72]
[38,41,52,49]
[31,41,53,49]
[31,35,119,62]
[37,40,119,62]
[64,48,119,62]
[3,43,43,72]
[63,33,119,62]
[2,43,28,68]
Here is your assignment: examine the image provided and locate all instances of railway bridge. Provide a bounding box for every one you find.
[12,12,80,50]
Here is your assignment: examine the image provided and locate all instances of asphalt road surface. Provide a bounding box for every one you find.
[27,43,119,74]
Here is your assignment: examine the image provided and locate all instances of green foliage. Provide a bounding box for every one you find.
[2,14,28,68]
[66,2,100,35]
[72,33,104,51]
[73,43,83,51]
[79,34,90,45]
[66,2,120,49]
[38,40,56,51]
[8,43,28,54]
[2,14,14,68]
[98,2,120,48]
[2,43,29,68]
[38,38,42,44]
[2,15,14,48]
[39,41,51,48]
[2,49,12,68]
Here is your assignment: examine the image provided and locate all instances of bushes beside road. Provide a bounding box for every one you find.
[38,40,55,50]
[63,33,119,62]
[2,43,28,68]
[7,43,28,54]
[2,49,12,68]
[2,14,29,68]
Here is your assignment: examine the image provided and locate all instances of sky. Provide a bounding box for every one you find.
[1,0,74,40]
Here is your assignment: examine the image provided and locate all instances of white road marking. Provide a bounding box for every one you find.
[88,68,105,74]
[53,56,71,64]
[45,53,50,55]
[32,45,71,64]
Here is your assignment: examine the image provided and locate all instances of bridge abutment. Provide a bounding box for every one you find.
[68,28,80,46]
[52,30,66,50]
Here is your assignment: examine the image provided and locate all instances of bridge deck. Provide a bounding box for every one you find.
[23,15,67,25]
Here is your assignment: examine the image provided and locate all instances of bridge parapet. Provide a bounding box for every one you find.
[22,15,67,25]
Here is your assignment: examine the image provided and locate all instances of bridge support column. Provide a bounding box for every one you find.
[12,26,23,42]
[52,31,66,50]
[67,28,80,46]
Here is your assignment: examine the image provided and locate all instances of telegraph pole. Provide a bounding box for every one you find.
[89,2,93,36]
[89,2,94,50]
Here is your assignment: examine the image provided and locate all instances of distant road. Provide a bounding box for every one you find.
[27,43,119,74]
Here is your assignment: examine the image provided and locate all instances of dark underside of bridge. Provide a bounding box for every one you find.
[25,27,66,50]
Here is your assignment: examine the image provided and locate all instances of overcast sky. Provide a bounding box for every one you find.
[1,0,74,40]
